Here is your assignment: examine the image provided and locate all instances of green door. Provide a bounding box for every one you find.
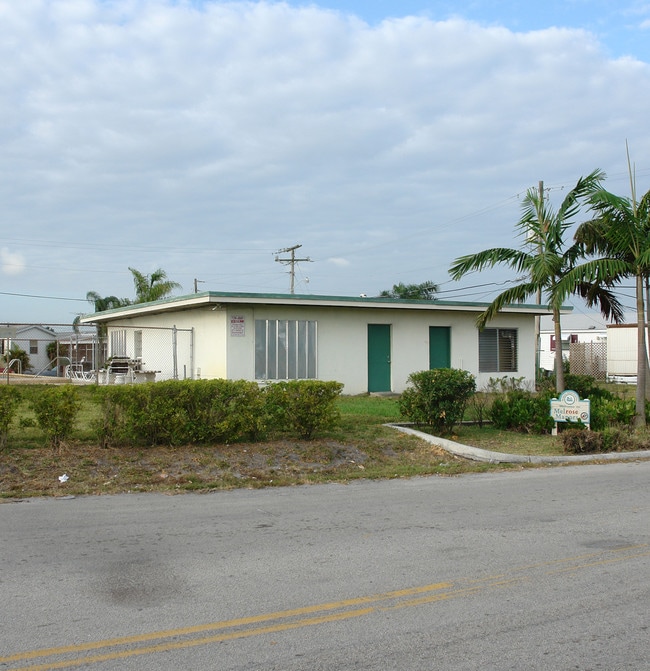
[429,326,451,369]
[368,324,391,392]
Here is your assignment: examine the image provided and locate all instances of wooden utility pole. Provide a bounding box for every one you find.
[535,181,544,376]
[275,244,312,294]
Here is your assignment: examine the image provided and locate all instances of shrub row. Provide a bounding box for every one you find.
[0,379,344,449]
[561,427,649,454]
[94,378,344,446]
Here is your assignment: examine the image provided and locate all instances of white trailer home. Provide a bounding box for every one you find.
[606,323,643,383]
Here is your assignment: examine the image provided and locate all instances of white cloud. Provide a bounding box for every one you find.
[1,248,26,276]
[0,1,649,321]
[327,257,351,267]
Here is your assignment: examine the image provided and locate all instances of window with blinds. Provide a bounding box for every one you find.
[255,319,317,380]
[478,328,518,372]
[110,329,127,357]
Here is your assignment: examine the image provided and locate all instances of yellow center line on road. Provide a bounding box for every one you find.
[3,544,647,671]
[0,582,453,668]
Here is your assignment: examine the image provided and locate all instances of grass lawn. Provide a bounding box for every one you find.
[0,386,623,499]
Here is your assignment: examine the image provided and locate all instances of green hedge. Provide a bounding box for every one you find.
[94,378,344,446]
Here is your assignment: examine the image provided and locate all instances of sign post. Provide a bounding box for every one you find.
[549,389,590,435]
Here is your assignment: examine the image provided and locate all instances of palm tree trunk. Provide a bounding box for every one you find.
[635,272,647,427]
[553,309,565,393]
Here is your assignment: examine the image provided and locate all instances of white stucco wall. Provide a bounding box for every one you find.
[98,300,539,393]
[220,305,536,394]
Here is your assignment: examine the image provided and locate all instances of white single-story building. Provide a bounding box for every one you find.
[1,324,57,373]
[80,291,562,394]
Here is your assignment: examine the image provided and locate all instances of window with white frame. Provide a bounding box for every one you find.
[110,329,127,357]
[478,328,518,373]
[29,340,38,355]
[255,319,317,380]
[134,330,143,359]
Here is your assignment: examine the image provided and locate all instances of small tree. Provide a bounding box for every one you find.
[399,368,476,435]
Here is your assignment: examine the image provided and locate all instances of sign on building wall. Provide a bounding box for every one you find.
[230,315,246,337]
[550,389,590,434]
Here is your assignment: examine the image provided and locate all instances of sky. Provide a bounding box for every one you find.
[2,0,650,324]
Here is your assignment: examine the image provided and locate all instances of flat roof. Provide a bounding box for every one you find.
[79,290,566,323]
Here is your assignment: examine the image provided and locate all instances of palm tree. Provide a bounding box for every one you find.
[449,169,623,393]
[85,291,131,313]
[128,267,181,304]
[567,185,650,426]
[379,281,439,300]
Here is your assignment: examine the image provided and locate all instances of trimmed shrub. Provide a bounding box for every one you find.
[399,368,476,435]
[561,428,604,454]
[263,380,344,440]
[31,385,81,449]
[600,427,637,452]
[0,386,21,449]
[95,379,266,446]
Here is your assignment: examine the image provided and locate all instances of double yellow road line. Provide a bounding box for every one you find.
[2,544,647,671]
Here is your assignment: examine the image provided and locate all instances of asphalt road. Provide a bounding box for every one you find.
[1,462,649,670]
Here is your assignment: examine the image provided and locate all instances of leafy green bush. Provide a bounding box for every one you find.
[489,389,555,434]
[590,396,636,431]
[0,386,21,449]
[399,368,476,435]
[31,385,81,448]
[563,374,612,401]
[95,379,266,446]
[263,380,344,440]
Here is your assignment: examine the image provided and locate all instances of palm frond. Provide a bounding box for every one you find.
[449,248,532,280]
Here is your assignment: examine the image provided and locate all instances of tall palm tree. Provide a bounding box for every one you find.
[449,169,623,393]
[128,267,181,304]
[566,185,650,426]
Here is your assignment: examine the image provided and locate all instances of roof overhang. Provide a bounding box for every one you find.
[79,291,568,323]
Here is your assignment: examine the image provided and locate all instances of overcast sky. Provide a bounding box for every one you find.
[2,0,650,323]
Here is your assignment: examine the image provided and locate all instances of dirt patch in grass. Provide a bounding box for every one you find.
[1,431,506,500]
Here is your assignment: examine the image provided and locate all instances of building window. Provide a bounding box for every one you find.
[30,340,38,355]
[479,328,518,373]
[110,330,127,357]
[255,319,317,380]
[134,331,143,359]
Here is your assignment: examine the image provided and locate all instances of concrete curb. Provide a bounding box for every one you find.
[385,423,650,464]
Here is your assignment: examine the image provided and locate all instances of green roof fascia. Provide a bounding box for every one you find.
[79,290,571,321]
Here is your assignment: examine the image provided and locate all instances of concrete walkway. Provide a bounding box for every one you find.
[386,423,650,464]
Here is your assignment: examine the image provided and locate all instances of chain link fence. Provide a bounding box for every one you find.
[2,323,193,384]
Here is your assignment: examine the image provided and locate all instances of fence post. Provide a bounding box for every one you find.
[190,327,195,380]
[172,325,178,380]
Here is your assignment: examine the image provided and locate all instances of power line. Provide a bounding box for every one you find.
[0,291,87,302]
